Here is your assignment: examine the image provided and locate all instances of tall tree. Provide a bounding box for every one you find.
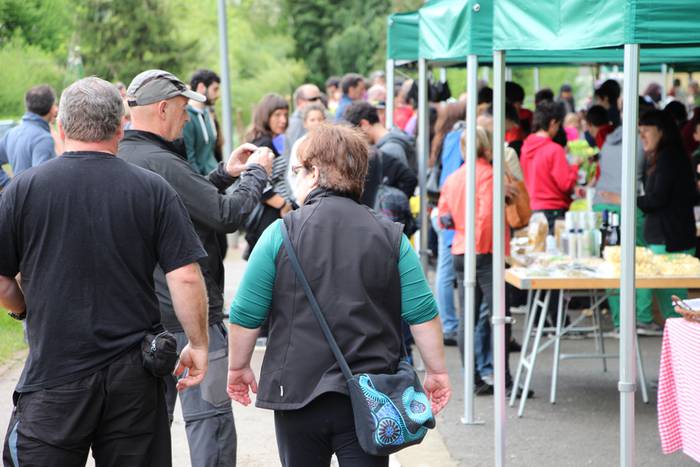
[283,0,390,85]
[76,0,194,82]
[0,0,71,52]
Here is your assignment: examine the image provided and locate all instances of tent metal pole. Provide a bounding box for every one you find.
[217,0,233,157]
[482,67,490,84]
[661,63,668,103]
[492,49,507,467]
[533,67,540,93]
[386,59,395,129]
[462,54,482,426]
[619,43,640,467]
[417,58,430,271]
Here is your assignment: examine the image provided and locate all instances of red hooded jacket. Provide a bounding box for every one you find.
[520,134,578,211]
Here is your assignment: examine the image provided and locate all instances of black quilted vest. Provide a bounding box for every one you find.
[255,189,404,410]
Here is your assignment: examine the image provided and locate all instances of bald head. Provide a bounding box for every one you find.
[129,95,190,142]
[294,84,322,109]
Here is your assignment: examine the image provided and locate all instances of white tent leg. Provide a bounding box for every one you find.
[619,43,640,467]
[417,58,430,271]
[492,49,507,467]
[386,59,395,129]
[462,54,482,426]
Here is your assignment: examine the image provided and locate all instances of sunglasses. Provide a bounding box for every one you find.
[306,96,322,102]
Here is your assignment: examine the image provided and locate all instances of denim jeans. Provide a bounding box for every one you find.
[453,254,511,383]
[432,216,459,334]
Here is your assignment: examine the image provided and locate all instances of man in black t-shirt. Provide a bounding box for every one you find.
[0,77,209,467]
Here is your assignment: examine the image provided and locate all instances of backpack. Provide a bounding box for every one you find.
[373,152,417,237]
[384,129,418,174]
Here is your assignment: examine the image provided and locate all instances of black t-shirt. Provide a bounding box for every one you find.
[0,151,206,392]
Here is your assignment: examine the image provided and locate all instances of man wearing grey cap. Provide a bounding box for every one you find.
[119,69,273,467]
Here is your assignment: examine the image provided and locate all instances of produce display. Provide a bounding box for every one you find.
[567,140,598,186]
[510,244,700,278]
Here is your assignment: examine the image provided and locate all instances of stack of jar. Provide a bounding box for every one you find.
[561,211,601,259]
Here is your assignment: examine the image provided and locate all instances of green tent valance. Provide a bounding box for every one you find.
[387,11,419,61]
[388,0,700,70]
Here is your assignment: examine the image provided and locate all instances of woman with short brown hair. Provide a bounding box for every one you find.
[227,123,451,467]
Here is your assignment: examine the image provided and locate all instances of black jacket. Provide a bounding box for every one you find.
[361,147,418,207]
[637,148,696,252]
[256,189,404,410]
[118,130,268,331]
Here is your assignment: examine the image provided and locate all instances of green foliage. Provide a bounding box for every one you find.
[284,0,390,85]
[0,38,65,118]
[75,0,195,82]
[0,309,26,364]
[0,0,71,52]
[168,0,306,137]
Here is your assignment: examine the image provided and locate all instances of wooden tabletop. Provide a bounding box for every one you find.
[505,269,700,290]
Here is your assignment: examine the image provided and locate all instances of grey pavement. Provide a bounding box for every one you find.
[0,238,696,466]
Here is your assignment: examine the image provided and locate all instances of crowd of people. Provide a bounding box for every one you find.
[0,69,448,467]
[1,63,699,466]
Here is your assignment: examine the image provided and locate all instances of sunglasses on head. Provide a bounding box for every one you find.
[306,96,322,102]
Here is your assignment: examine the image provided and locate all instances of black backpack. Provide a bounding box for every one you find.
[373,152,417,237]
[384,129,418,174]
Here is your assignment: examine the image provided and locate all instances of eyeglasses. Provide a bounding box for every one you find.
[306,96,322,102]
[291,164,305,176]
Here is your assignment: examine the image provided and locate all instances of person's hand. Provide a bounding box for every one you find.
[226,143,258,177]
[247,147,274,176]
[280,202,293,216]
[227,366,258,406]
[505,182,520,205]
[174,343,208,391]
[423,372,451,415]
[599,191,621,204]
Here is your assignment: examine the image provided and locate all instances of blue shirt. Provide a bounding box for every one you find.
[438,129,465,246]
[334,95,354,122]
[0,112,56,188]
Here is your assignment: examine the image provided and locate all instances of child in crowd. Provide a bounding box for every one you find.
[287,103,327,203]
[564,112,582,141]
[585,105,614,149]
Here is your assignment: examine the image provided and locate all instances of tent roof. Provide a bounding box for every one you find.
[388,0,700,69]
[418,0,490,60]
[493,0,700,51]
[387,11,419,61]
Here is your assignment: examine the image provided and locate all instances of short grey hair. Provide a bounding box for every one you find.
[59,77,124,142]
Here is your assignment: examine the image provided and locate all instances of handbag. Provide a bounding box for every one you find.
[505,172,531,229]
[279,222,435,456]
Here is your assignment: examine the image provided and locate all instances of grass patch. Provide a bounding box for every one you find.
[0,309,27,364]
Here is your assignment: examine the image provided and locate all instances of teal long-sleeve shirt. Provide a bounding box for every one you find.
[230,219,438,328]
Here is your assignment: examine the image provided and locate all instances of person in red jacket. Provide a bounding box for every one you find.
[521,101,579,232]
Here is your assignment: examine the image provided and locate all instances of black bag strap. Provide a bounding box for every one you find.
[280,221,355,381]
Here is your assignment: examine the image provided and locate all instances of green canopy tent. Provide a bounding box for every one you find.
[410,0,700,464]
[492,1,700,466]
[386,11,419,129]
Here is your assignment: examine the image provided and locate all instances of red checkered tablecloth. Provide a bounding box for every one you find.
[658,318,700,462]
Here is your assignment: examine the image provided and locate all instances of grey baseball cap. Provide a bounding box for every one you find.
[126,69,206,107]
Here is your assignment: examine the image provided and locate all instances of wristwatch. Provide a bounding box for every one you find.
[7,310,26,321]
